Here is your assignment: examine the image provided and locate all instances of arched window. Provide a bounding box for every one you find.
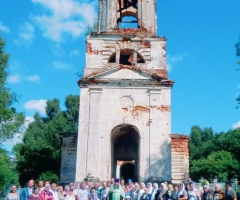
[117,0,138,28]
[119,16,138,29]
[109,49,145,65]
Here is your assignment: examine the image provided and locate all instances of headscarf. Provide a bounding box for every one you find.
[161,183,167,190]
[202,185,210,200]
[153,183,158,189]
[179,183,185,191]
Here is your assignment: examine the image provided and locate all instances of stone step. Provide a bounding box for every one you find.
[171,158,184,162]
[171,155,185,159]
[171,152,185,155]
[172,165,185,169]
[172,168,185,173]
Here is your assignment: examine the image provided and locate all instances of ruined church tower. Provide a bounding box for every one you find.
[74,0,188,183]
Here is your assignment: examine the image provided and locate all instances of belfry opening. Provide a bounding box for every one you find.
[111,124,140,182]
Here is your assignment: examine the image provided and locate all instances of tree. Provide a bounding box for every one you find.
[191,150,239,182]
[14,95,79,185]
[189,126,240,181]
[0,35,25,144]
[0,148,19,191]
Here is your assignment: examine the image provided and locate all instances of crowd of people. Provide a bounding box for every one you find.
[4,178,238,200]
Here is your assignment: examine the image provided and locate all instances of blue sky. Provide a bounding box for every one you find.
[0,0,240,151]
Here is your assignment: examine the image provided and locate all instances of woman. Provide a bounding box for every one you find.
[201,185,213,200]
[5,185,20,200]
[168,184,174,197]
[170,185,179,200]
[65,189,75,200]
[213,184,225,200]
[125,184,131,196]
[63,185,70,197]
[40,184,54,200]
[140,188,151,200]
[188,182,200,200]
[57,185,65,200]
[131,183,140,200]
[28,188,41,200]
[157,183,168,200]
[138,183,146,200]
[178,183,188,200]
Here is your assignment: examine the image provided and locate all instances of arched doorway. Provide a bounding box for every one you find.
[111,124,140,182]
[120,163,134,182]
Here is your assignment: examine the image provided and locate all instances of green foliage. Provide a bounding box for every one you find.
[0,35,25,143]
[189,126,240,181]
[191,151,239,182]
[36,171,59,184]
[0,148,19,191]
[14,95,79,185]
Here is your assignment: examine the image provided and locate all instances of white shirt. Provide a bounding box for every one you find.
[50,189,59,200]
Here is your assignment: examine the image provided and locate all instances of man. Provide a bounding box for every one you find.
[107,178,125,200]
[20,180,34,200]
[225,181,237,200]
[50,183,59,200]
[87,181,93,192]
[101,181,110,200]
[38,180,45,194]
[110,178,115,187]
[94,182,102,199]
[74,183,80,198]
[77,182,89,200]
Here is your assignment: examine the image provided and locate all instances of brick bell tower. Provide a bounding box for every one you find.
[75,0,188,183]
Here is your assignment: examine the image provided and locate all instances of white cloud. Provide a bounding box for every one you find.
[51,44,66,57]
[25,74,40,83]
[24,116,35,128]
[24,99,47,115]
[8,74,21,83]
[14,22,35,47]
[9,60,22,71]
[167,54,184,72]
[233,120,240,129]
[70,49,80,57]
[2,116,35,151]
[0,22,10,33]
[31,0,97,42]
[53,61,72,70]
[2,133,23,150]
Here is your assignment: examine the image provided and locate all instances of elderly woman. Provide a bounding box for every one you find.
[157,183,168,200]
[213,184,224,200]
[138,182,146,200]
[40,184,54,200]
[152,183,160,200]
[178,183,188,200]
[131,183,140,200]
[201,185,213,200]
[140,188,151,200]
[4,185,20,200]
[188,182,200,200]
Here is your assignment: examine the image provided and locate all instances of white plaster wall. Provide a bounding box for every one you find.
[76,83,172,182]
[85,37,166,72]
